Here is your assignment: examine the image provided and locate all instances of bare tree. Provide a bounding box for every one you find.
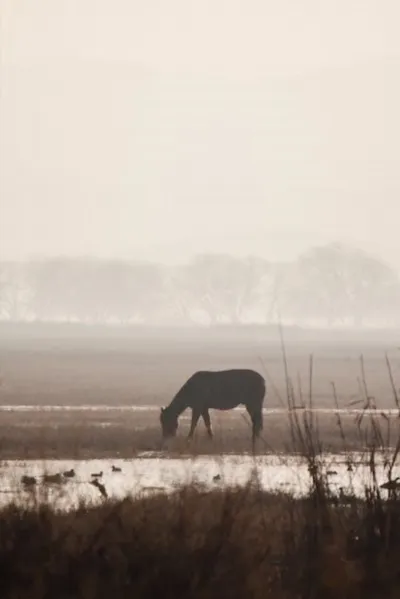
[174,254,270,324]
[282,243,400,327]
[0,262,32,321]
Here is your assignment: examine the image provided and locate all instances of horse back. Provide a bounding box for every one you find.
[188,369,266,410]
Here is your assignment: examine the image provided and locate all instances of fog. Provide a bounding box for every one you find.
[1,1,399,266]
[1,2,400,328]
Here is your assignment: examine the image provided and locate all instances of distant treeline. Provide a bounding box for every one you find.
[1,243,400,327]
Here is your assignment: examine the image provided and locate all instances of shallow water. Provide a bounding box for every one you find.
[0,452,398,511]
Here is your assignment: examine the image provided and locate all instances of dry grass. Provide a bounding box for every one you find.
[0,409,399,459]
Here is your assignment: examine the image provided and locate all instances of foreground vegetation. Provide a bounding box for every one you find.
[1,465,400,598]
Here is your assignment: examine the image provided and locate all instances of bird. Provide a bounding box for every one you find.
[43,473,63,484]
[21,475,37,487]
[63,469,76,478]
[90,479,108,499]
[111,465,121,473]
[91,471,103,478]
[213,474,221,482]
[379,477,400,491]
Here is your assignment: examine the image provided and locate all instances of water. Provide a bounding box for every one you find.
[0,452,397,511]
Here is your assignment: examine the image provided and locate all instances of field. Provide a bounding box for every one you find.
[1,324,400,597]
[1,323,400,458]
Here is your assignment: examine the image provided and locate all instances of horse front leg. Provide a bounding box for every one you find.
[202,409,213,439]
[188,409,201,440]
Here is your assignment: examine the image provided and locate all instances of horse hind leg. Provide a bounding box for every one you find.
[202,409,213,439]
[252,413,263,450]
[246,405,263,451]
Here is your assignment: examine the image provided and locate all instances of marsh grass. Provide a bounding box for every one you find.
[1,469,400,598]
[1,345,400,597]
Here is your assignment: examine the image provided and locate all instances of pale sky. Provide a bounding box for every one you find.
[1,0,400,265]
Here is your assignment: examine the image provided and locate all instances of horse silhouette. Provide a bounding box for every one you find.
[160,369,266,449]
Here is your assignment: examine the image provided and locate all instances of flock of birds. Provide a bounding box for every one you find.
[19,464,400,502]
[20,464,123,499]
[20,465,222,500]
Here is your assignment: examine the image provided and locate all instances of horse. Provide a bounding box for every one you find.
[160,368,266,450]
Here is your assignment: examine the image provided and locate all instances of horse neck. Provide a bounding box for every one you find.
[166,391,189,418]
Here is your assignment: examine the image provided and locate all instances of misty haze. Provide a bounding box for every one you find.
[1,2,400,597]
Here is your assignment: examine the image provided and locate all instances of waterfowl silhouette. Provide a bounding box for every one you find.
[380,477,400,491]
[63,469,75,478]
[90,479,108,499]
[43,473,63,484]
[21,475,37,487]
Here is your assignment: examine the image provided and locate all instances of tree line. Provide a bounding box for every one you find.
[1,243,399,328]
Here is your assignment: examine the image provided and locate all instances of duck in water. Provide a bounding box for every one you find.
[21,475,37,487]
[43,473,64,484]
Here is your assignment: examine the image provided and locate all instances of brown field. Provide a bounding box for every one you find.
[0,323,399,458]
[1,406,399,459]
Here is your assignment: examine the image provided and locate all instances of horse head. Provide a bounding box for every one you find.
[160,406,178,439]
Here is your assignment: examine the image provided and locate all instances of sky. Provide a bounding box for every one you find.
[1,0,400,266]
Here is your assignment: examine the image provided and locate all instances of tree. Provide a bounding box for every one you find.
[175,254,270,324]
[0,262,32,321]
[284,243,400,327]
[122,260,169,324]
[28,259,85,321]
[27,258,169,324]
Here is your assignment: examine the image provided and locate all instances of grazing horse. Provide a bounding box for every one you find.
[160,369,266,449]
